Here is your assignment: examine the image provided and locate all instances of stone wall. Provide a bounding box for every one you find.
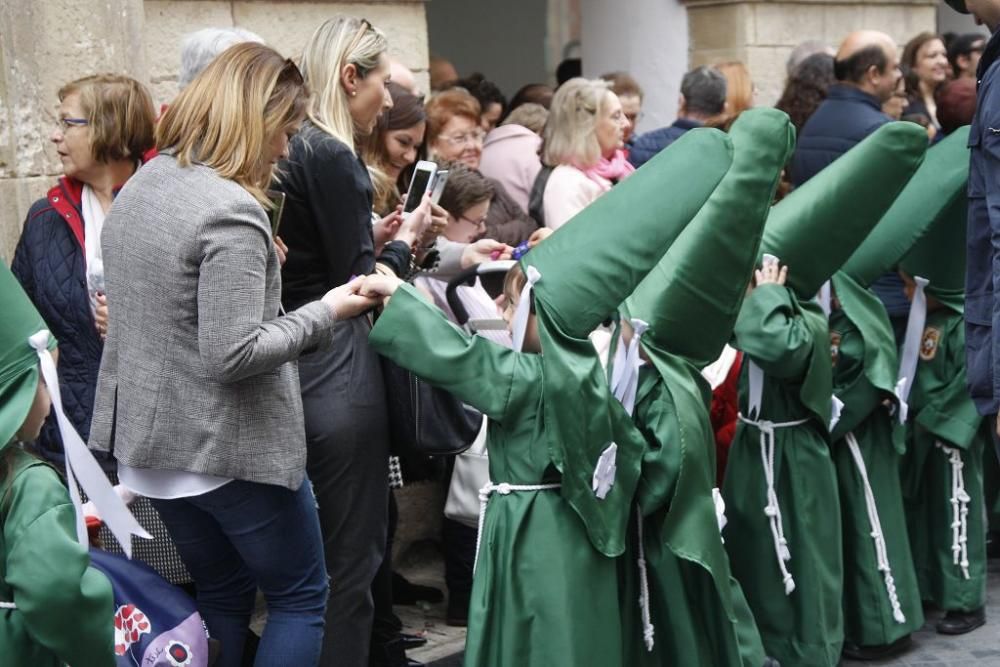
[685,0,937,107]
[0,0,428,264]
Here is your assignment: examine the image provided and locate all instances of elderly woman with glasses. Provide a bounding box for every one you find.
[11,75,154,487]
[426,87,538,245]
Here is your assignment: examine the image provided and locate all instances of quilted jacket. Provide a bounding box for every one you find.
[11,177,111,469]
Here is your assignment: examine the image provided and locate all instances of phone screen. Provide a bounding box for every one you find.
[404,168,434,213]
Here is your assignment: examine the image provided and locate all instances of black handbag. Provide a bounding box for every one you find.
[381,356,482,457]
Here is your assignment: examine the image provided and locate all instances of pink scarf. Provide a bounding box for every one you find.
[579,149,635,187]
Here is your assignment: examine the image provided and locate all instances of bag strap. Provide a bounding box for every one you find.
[528,165,555,228]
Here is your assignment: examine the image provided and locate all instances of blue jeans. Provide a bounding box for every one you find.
[151,479,327,667]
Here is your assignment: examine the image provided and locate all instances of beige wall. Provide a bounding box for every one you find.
[0,0,428,264]
[686,0,937,107]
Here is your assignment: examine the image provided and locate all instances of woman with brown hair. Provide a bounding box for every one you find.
[362,81,427,214]
[90,43,377,667]
[711,61,755,129]
[901,32,950,128]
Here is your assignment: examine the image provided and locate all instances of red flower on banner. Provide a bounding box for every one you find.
[113,604,151,656]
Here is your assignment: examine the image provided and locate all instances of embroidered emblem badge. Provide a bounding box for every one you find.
[920,327,941,361]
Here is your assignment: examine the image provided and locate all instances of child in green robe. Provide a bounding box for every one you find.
[615,108,794,667]
[827,128,970,659]
[364,129,736,667]
[898,192,988,635]
[0,262,116,666]
[721,121,929,666]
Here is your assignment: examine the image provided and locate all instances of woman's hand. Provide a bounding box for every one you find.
[274,236,289,267]
[462,239,513,268]
[322,276,378,320]
[360,273,404,308]
[754,259,788,287]
[95,293,109,340]
[528,228,553,248]
[394,196,434,248]
[373,207,403,249]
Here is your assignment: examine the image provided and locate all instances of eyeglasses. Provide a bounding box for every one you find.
[441,130,485,147]
[56,117,89,131]
[458,214,487,227]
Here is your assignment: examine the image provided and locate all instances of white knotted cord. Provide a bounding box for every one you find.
[936,441,971,580]
[635,511,654,651]
[608,319,655,650]
[738,414,808,595]
[0,601,15,609]
[845,432,906,623]
[473,482,561,574]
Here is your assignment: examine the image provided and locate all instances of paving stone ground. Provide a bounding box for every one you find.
[404,559,1000,667]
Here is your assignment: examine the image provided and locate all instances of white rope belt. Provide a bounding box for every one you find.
[0,601,15,609]
[845,432,906,623]
[738,413,809,595]
[474,482,562,573]
[635,510,654,652]
[936,441,971,580]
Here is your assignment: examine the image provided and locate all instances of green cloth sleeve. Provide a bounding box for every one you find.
[369,282,526,422]
[4,462,115,667]
[733,284,814,379]
[914,316,983,449]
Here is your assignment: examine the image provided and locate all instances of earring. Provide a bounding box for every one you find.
[351,91,357,97]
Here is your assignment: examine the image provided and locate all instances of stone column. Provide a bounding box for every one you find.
[580,0,690,135]
[684,0,937,107]
[0,0,146,263]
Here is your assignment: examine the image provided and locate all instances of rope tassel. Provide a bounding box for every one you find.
[846,433,906,624]
[937,442,971,579]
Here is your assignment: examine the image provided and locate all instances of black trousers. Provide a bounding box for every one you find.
[299,318,390,666]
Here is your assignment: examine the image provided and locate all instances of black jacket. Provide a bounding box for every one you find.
[276,123,409,309]
[790,84,891,186]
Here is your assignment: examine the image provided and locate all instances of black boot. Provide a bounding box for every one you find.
[936,607,986,635]
[841,634,911,661]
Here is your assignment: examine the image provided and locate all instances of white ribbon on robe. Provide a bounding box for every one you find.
[895,276,929,424]
[511,266,542,352]
[28,330,151,557]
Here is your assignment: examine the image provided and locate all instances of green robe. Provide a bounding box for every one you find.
[901,308,988,612]
[369,285,627,667]
[828,275,924,647]
[722,284,844,667]
[618,356,766,667]
[0,447,115,667]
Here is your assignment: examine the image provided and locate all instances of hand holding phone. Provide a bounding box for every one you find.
[402,161,437,217]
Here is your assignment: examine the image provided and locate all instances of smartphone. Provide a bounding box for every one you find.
[266,190,287,236]
[429,170,450,205]
[402,160,437,216]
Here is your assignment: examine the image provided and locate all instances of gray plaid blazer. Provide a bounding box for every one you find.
[90,155,336,489]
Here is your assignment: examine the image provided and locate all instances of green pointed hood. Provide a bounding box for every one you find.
[521,128,735,337]
[0,262,51,448]
[899,191,967,312]
[514,128,734,557]
[625,108,795,368]
[760,121,928,299]
[841,127,970,287]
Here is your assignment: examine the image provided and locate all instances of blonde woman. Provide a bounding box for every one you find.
[90,44,377,667]
[271,16,432,665]
[540,77,632,230]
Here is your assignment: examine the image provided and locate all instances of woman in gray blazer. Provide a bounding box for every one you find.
[90,44,377,667]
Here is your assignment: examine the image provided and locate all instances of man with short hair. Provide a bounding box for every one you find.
[790,30,901,186]
[628,66,727,168]
[948,32,987,79]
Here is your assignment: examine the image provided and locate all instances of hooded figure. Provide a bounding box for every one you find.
[828,127,970,658]
[368,128,734,667]
[897,174,989,635]
[722,120,928,667]
[0,260,117,666]
[615,108,794,666]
